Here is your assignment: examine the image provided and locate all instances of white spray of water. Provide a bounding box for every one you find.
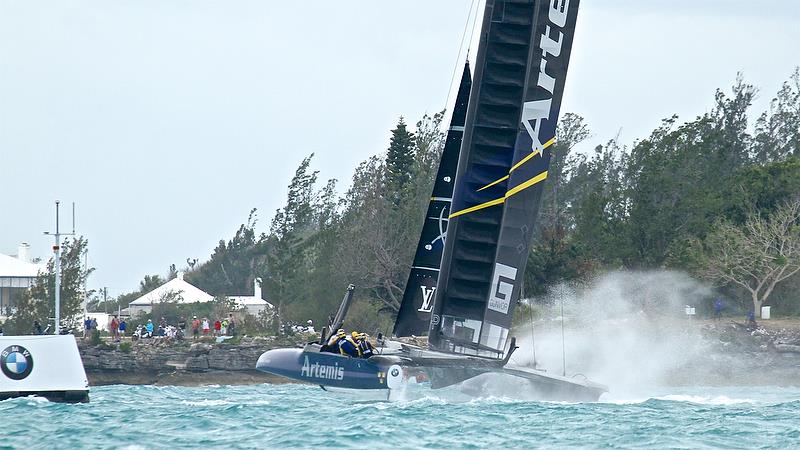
[508,270,716,400]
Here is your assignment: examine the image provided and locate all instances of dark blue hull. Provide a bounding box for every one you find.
[256,347,390,390]
[256,345,607,401]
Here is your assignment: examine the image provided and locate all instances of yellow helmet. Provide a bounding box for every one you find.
[351,331,360,338]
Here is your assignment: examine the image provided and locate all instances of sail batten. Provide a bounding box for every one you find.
[429,0,581,358]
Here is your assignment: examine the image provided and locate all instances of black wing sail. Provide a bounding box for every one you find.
[393,62,472,338]
[429,0,581,357]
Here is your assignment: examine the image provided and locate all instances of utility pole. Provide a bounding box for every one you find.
[44,201,76,335]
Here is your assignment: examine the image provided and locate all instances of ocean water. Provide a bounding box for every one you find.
[2,383,799,449]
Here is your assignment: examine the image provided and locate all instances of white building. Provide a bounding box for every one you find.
[227,278,273,316]
[127,273,272,317]
[0,243,46,319]
[128,272,214,316]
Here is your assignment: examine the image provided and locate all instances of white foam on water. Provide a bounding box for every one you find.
[180,399,231,407]
[655,394,755,405]
[598,394,756,405]
[23,396,52,406]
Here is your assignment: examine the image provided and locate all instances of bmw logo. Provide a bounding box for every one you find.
[1,345,34,381]
[391,368,400,377]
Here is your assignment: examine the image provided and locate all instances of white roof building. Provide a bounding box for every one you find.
[128,272,214,315]
[1,243,46,318]
[127,273,272,317]
[227,278,273,316]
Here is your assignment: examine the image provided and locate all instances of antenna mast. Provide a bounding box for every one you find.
[44,201,76,335]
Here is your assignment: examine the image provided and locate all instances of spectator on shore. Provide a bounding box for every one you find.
[747,310,758,329]
[214,319,221,336]
[145,319,154,336]
[228,314,236,337]
[91,318,98,332]
[221,318,228,336]
[33,320,43,335]
[119,319,127,339]
[191,316,200,339]
[84,317,92,339]
[202,317,210,336]
[713,298,724,320]
[110,315,120,342]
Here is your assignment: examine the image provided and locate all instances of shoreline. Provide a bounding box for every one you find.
[77,320,800,388]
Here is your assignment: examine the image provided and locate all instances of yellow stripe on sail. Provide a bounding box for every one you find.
[449,170,549,219]
[448,197,506,219]
[509,137,555,173]
[476,175,509,192]
[474,137,556,192]
[505,170,548,197]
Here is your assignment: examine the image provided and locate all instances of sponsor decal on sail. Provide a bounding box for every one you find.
[418,286,436,313]
[487,263,518,315]
[522,0,572,151]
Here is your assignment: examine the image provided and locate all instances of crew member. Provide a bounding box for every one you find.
[337,330,359,357]
[321,329,346,353]
[355,333,376,358]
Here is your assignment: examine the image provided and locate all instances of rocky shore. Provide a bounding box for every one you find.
[78,320,800,387]
[79,336,306,386]
[665,319,800,386]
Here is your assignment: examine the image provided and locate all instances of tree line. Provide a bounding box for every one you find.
[6,69,799,335]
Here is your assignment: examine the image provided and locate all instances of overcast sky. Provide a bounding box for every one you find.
[1,1,799,297]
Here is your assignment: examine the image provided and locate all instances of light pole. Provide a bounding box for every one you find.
[44,201,75,335]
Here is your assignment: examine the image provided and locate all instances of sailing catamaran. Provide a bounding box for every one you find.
[257,0,606,401]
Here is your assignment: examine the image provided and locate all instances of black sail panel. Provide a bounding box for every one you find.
[429,0,581,357]
[393,62,472,337]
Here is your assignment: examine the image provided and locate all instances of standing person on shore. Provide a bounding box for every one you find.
[191,316,200,339]
[214,319,221,336]
[713,298,724,321]
[228,314,236,337]
[110,315,120,342]
[220,318,228,336]
[202,317,210,336]
[84,317,92,339]
[119,319,127,340]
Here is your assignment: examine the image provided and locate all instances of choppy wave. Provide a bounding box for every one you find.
[2,384,800,449]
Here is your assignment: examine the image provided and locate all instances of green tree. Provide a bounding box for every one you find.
[187,209,267,296]
[385,116,416,204]
[6,237,93,334]
[265,154,321,328]
[698,199,800,317]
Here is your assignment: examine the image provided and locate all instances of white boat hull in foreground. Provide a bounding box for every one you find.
[0,335,89,403]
